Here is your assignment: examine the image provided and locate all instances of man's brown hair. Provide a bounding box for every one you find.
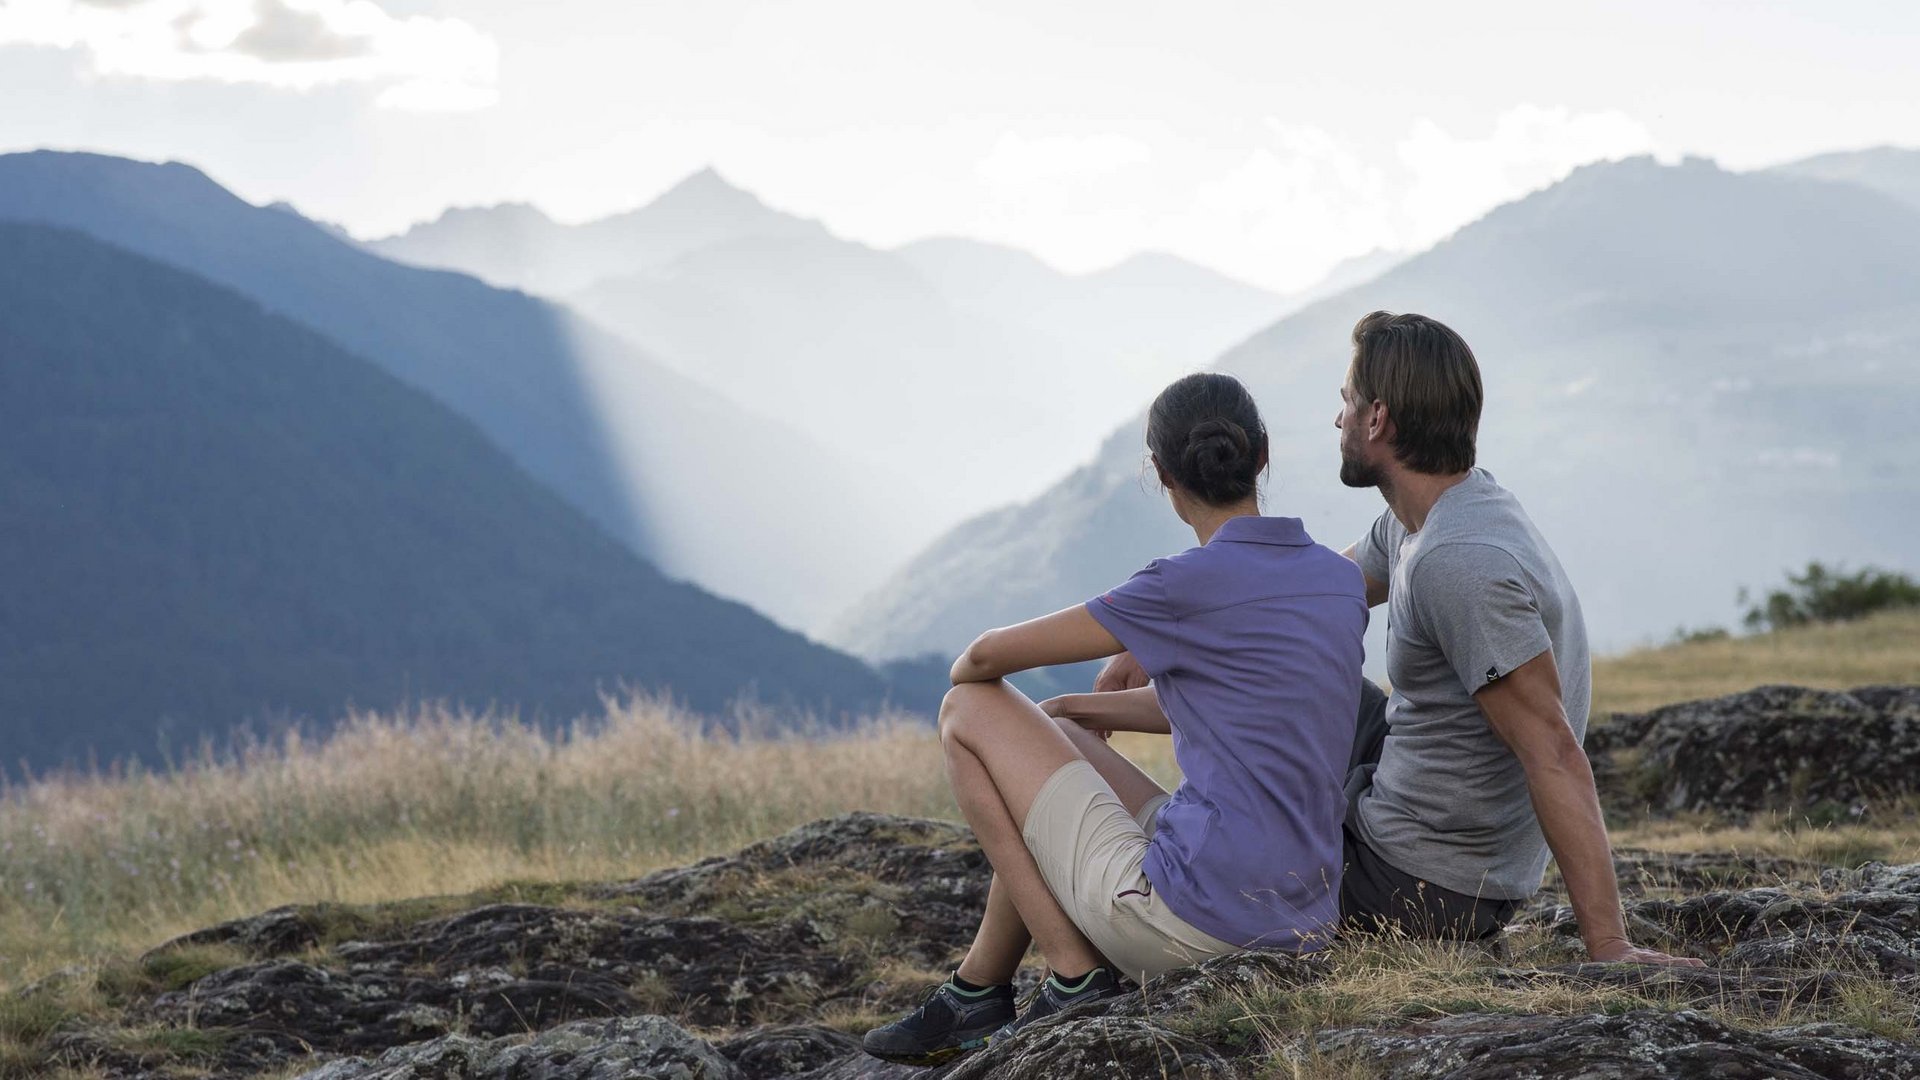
[1348,311,1483,475]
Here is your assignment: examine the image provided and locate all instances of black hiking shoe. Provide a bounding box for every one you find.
[989,967,1127,1045]
[861,975,1015,1065]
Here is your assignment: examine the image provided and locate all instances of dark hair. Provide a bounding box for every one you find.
[1348,311,1483,475]
[1146,373,1268,505]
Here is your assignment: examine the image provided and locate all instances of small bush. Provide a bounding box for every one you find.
[1741,562,1920,632]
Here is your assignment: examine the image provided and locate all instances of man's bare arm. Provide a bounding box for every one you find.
[1477,651,1702,966]
[1340,544,1390,608]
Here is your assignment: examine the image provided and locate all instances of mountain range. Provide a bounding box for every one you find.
[0,151,924,632]
[828,154,1920,664]
[1771,145,1920,215]
[6,143,1916,767]
[371,169,833,297]
[0,221,897,770]
[372,170,1302,512]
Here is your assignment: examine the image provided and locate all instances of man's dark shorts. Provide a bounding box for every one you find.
[1338,678,1521,941]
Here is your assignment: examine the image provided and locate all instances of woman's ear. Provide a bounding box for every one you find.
[1150,454,1174,491]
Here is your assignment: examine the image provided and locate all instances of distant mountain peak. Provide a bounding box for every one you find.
[644,164,775,216]
[424,200,554,230]
[1086,249,1278,299]
[7,150,231,206]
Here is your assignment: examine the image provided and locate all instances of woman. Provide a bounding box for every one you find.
[862,373,1368,1066]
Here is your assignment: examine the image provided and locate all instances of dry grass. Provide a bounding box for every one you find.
[1591,608,1920,719]
[1608,810,1920,868]
[1191,928,1914,1076]
[1,611,1914,1002]
[0,696,954,991]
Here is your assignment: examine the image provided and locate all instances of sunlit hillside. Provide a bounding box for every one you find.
[1590,607,1920,717]
[1,612,1914,992]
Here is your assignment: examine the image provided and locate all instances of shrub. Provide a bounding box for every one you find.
[1742,562,1920,632]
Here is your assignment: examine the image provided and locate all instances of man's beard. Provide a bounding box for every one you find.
[1339,437,1383,489]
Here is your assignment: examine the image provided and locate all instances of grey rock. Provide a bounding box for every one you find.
[715,1025,858,1079]
[1528,863,1920,976]
[296,1015,738,1080]
[944,1015,1235,1080]
[1316,1008,1920,1078]
[25,810,1920,1080]
[592,812,989,970]
[1592,684,1920,818]
[1485,961,1846,1013]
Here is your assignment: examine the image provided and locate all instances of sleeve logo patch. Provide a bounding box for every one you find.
[1485,665,1501,683]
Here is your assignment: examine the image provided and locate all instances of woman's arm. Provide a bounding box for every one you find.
[949,604,1124,684]
[1039,687,1171,735]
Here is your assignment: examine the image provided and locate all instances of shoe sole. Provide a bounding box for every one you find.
[863,1035,990,1066]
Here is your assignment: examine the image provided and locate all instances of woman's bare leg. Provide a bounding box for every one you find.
[954,873,1030,985]
[952,721,1165,984]
[1049,716,1169,818]
[940,681,1105,978]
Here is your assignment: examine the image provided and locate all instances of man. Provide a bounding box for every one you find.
[1100,311,1700,965]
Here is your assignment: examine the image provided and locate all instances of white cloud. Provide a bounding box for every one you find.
[0,0,497,111]
[1131,106,1664,292]
[1396,104,1659,247]
[974,132,1151,187]
[1150,122,1398,293]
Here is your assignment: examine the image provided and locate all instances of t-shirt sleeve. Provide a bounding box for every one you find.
[1409,543,1552,696]
[1350,510,1395,586]
[1085,560,1182,678]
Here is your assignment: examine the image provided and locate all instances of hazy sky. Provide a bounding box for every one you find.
[4,0,1916,291]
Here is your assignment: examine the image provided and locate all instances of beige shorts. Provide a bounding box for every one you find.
[1021,760,1238,982]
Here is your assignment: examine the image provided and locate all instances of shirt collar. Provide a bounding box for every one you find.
[1209,515,1313,547]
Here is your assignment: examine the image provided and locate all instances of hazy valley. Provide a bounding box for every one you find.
[1,144,1916,777]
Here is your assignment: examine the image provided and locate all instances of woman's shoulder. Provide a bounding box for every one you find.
[1297,540,1367,598]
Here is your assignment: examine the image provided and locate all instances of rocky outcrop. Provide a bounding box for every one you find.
[10,688,1920,1080]
[1527,861,1920,978]
[1590,684,1920,818]
[1317,1009,1920,1079]
[299,1016,738,1080]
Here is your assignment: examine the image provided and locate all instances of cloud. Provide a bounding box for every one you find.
[1151,122,1399,293]
[975,132,1152,187]
[0,0,497,111]
[226,0,370,62]
[1397,104,1659,247]
[1139,106,1663,292]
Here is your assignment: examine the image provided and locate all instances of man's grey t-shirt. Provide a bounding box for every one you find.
[1350,468,1591,900]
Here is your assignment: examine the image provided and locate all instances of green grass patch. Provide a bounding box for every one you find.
[103,1023,235,1064]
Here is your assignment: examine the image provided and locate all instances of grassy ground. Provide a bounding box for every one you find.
[1590,607,1920,718]
[1,611,1915,993]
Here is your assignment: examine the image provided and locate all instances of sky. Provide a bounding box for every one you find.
[3,0,1917,293]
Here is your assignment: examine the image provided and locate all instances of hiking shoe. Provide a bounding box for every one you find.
[990,967,1127,1044]
[861,975,1015,1065]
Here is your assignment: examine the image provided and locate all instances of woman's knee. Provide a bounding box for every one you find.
[938,682,996,742]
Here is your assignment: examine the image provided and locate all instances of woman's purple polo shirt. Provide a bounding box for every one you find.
[1086,515,1366,951]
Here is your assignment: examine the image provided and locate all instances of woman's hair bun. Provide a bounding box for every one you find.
[1182,418,1251,486]
[1146,374,1267,505]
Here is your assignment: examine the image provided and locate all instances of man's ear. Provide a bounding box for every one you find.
[1368,401,1393,445]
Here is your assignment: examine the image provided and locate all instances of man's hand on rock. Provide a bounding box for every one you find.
[1094,652,1149,692]
[1588,939,1706,967]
